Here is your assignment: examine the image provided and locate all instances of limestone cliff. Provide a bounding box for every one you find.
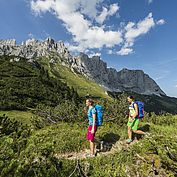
[0,38,166,96]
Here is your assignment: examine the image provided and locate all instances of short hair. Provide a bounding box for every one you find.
[128,95,134,100]
[86,98,94,105]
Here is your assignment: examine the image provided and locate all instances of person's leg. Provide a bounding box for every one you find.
[86,126,92,155]
[87,126,97,156]
[132,119,146,135]
[128,126,132,140]
[127,118,134,143]
[133,130,146,135]
[91,126,97,155]
[126,126,133,143]
[90,140,95,155]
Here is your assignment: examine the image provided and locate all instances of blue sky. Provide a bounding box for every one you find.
[0,0,177,97]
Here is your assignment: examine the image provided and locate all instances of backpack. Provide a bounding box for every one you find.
[95,104,103,126]
[133,101,144,119]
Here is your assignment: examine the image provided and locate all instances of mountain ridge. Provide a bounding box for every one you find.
[0,38,166,96]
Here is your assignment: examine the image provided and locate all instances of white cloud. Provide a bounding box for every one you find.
[148,0,153,4]
[107,49,113,55]
[175,84,177,88]
[125,13,155,45]
[157,19,165,25]
[117,47,133,56]
[117,13,165,55]
[31,0,122,52]
[80,0,103,19]
[31,0,55,14]
[96,4,119,24]
[28,33,34,38]
[88,52,101,58]
[31,1,165,55]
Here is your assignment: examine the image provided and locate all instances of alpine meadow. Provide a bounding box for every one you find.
[0,0,177,177]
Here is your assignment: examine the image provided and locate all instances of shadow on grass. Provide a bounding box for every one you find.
[96,133,120,152]
[133,124,150,140]
[139,124,150,132]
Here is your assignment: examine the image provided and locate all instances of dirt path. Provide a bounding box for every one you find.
[55,139,138,160]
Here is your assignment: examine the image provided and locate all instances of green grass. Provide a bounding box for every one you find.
[0,110,35,125]
[38,56,111,99]
[27,119,176,154]
[53,63,110,99]
[0,112,176,176]
[24,120,177,176]
[25,122,127,154]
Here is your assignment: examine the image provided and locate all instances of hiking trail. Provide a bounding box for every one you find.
[55,139,138,160]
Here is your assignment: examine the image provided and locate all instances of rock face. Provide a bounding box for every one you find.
[71,53,165,95]
[0,38,71,59]
[0,38,166,96]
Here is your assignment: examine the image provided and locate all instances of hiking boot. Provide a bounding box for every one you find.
[126,139,132,144]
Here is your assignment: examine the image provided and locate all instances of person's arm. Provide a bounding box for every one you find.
[132,103,138,118]
[91,112,96,134]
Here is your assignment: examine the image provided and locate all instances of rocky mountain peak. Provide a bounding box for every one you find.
[72,54,165,95]
[0,37,69,59]
[0,39,16,46]
[0,38,166,96]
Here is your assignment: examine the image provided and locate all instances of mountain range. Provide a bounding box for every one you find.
[0,38,166,96]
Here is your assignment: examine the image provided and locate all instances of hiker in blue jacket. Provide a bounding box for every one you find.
[86,98,97,157]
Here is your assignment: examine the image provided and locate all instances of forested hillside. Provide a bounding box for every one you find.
[0,56,79,110]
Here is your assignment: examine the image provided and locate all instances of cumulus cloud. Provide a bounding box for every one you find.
[88,52,101,58]
[125,13,155,45]
[96,3,119,24]
[157,19,165,25]
[117,13,165,55]
[30,0,165,56]
[31,0,122,52]
[117,47,133,56]
[31,0,55,14]
[80,0,103,19]
[175,84,177,88]
[107,49,113,55]
[148,0,153,4]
